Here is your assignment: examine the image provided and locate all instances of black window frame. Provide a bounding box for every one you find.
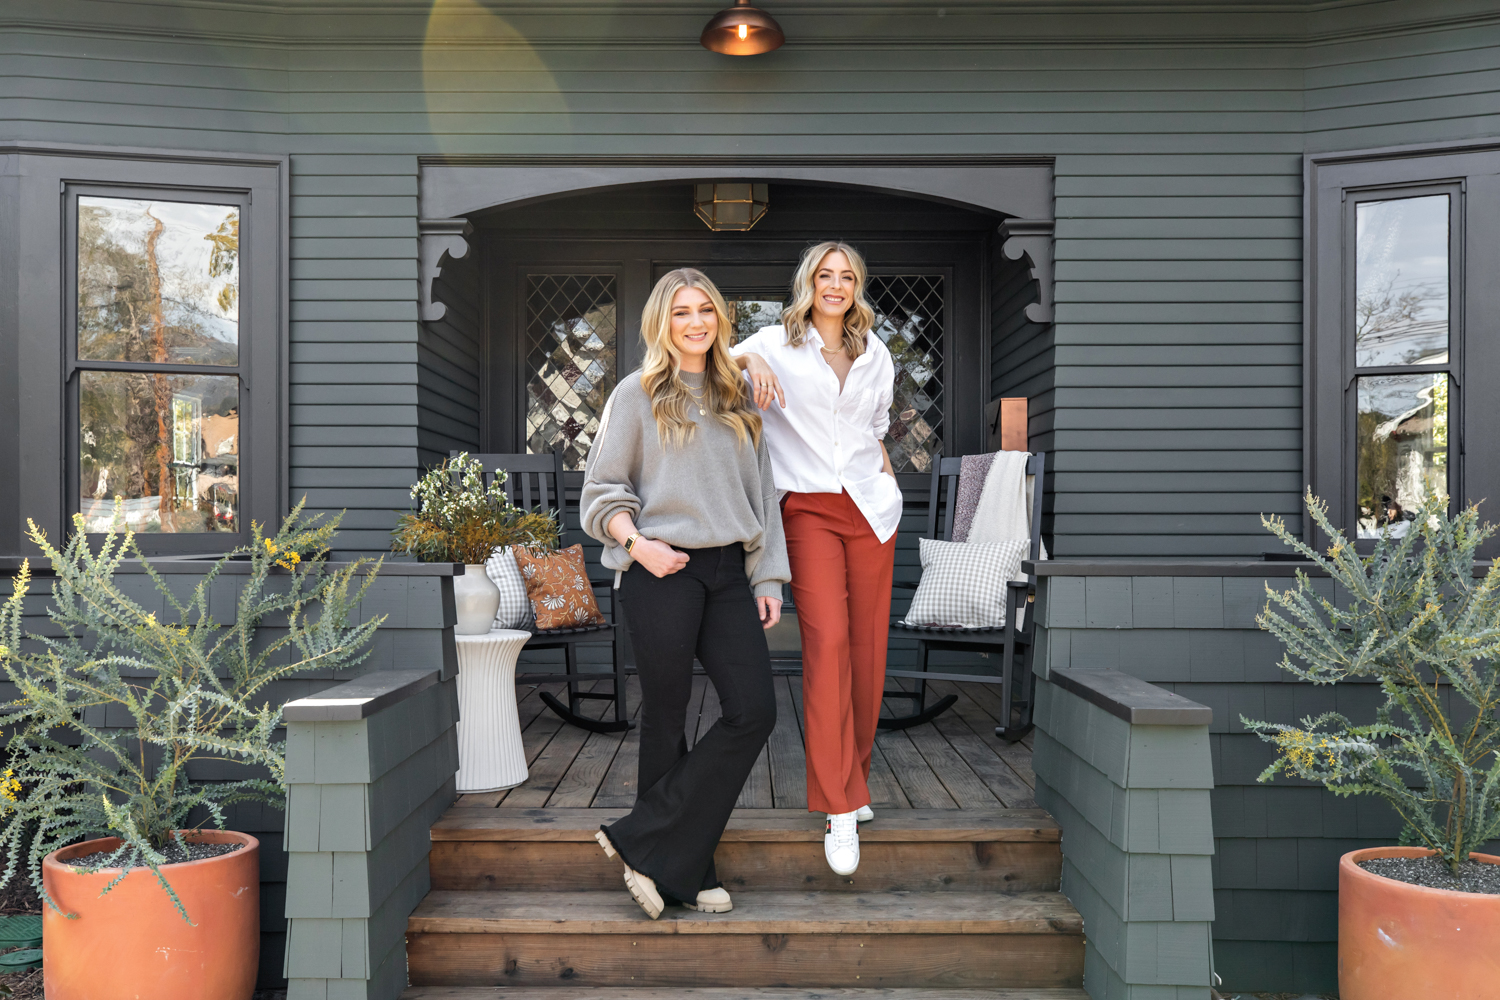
[1305,141,1500,557]
[0,145,286,559]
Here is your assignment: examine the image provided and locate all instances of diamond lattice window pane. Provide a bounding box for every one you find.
[869,275,944,473]
[526,275,617,471]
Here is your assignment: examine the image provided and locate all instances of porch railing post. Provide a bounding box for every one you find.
[1032,660,1217,999]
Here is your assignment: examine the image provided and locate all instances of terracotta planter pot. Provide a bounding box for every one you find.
[1340,846,1500,1000]
[42,829,260,1000]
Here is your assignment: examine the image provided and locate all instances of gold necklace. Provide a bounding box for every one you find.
[684,383,707,416]
[819,342,844,357]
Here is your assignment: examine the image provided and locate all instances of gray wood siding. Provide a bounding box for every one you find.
[4,2,1500,562]
[289,156,423,553]
[991,238,1055,539]
[422,244,483,467]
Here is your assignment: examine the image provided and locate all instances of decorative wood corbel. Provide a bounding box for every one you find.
[998,218,1054,325]
[418,217,473,323]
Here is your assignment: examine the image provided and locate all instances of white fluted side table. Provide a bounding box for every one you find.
[453,628,532,794]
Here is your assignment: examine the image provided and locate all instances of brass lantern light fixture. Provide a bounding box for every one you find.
[700,0,785,55]
[693,182,769,232]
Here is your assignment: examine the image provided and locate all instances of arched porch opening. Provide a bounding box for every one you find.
[418,164,1053,480]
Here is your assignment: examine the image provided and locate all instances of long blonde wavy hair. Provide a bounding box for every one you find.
[781,241,876,358]
[639,268,762,449]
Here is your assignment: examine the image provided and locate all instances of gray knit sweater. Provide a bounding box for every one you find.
[581,370,790,599]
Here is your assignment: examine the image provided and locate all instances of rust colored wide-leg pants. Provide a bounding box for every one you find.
[783,490,897,815]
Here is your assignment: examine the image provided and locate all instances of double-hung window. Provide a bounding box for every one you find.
[1306,143,1500,555]
[70,192,247,536]
[1,148,284,557]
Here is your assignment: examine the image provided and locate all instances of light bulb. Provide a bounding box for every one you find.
[737,22,748,39]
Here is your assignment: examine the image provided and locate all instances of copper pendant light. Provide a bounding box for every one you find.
[700,0,785,55]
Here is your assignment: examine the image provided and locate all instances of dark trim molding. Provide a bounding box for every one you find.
[998,218,1055,325]
[1025,558,1323,578]
[1048,666,1213,727]
[1,144,289,559]
[0,140,286,170]
[417,155,1055,341]
[283,668,439,722]
[1303,137,1500,558]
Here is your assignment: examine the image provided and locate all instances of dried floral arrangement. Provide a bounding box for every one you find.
[391,453,559,564]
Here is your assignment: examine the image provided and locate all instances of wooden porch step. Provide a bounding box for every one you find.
[406,889,1084,989]
[429,807,1062,893]
[434,807,1061,841]
[402,988,1092,999]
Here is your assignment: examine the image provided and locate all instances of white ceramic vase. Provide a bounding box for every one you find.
[453,563,501,635]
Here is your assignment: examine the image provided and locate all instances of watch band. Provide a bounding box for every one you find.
[623,532,641,554]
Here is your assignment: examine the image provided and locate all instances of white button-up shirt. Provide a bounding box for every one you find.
[732,324,903,544]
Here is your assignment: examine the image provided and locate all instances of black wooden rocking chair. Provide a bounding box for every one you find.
[881,452,1045,742]
[456,449,633,735]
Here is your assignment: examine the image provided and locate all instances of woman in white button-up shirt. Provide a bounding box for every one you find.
[732,242,903,877]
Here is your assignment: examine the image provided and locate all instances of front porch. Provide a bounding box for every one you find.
[454,676,1039,813]
[280,593,1217,999]
[401,677,1080,996]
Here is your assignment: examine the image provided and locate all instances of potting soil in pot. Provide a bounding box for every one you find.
[1357,855,1500,894]
[68,840,243,869]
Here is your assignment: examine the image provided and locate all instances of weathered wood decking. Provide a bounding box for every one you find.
[453,674,1035,812]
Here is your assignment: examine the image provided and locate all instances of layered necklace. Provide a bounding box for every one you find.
[684,381,708,416]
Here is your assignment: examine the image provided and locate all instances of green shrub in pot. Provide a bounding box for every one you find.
[0,500,383,920]
[1245,490,1500,872]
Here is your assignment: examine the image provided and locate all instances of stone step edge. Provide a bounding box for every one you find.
[408,889,1083,937]
[433,807,1060,843]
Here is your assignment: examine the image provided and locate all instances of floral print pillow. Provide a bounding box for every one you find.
[512,544,607,630]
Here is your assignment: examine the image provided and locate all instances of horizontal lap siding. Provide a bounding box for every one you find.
[992,239,1055,542]
[291,156,422,555]
[422,241,483,469]
[6,5,1500,996]
[1040,572,1500,994]
[6,4,1500,568]
[1052,138,1306,557]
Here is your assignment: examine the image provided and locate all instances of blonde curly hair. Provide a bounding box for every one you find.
[639,268,762,449]
[781,241,876,358]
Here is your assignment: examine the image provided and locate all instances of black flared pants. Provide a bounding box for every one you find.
[604,543,777,902]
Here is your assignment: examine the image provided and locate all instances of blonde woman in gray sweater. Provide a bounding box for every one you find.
[581,268,789,920]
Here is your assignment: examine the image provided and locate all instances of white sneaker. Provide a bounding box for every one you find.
[596,830,663,920]
[683,886,733,913]
[855,804,874,823]
[824,811,860,875]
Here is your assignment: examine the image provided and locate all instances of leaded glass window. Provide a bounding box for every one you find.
[525,275,617,471]
[74,196,241,533]
[868,275,945,473]
[1351,194,1452,538]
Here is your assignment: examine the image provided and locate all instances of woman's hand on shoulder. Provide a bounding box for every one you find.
[757,596,782,629]
[740,352,785,410]
[632,537,690,578]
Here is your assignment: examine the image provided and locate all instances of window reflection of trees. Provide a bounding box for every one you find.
[1352,195,1451,538]
[75,197,240,533]
[1355,375,1447,539]
[1354,195,1449,368]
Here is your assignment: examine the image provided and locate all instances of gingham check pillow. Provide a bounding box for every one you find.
[485,545,534,630]
[902,537,1029,629]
